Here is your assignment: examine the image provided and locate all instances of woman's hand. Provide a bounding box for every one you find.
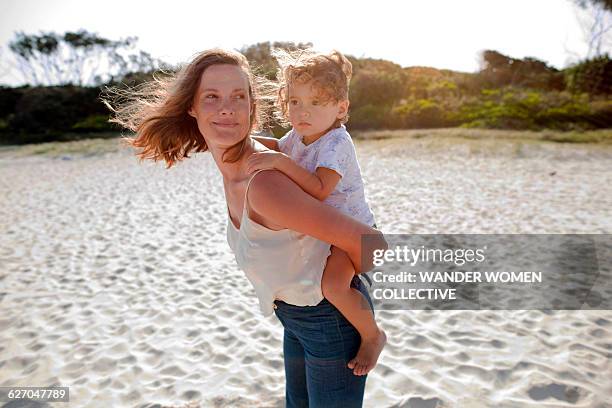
[246,151,289,174]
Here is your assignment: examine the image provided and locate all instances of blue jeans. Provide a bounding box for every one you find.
[273,275,375,408]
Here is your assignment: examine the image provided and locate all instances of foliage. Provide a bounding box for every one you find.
[349,59,406,110]
[564,54,612,95]
[455,88,597,130]
[348,104,393,129]
[8,30,163,86]
[72,114,114,130]
[0,86,114,144]
[240,41,313,79]
[2,37,611,144]
[573,0,612,59]
[576,0,612,12]
[478,50,564,90]
[0,86,23,117]
[392,99,452,129]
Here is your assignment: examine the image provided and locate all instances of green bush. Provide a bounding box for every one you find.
[565,55,611,95]
[349,104,392,129]
[393,99,448,128]
[455,88,595,130]
[72,114,113,131]
[584,99,612,128]
[3,86,111,143]
[0,86,25,118]
[1,47,610,146]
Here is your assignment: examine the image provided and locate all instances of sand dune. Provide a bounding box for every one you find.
[1,136,611,407]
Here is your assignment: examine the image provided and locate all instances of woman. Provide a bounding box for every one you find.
[105,48,386,407]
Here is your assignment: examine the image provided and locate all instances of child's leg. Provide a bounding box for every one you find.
[321,245,387,376]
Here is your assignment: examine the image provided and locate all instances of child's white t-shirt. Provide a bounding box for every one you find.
[278,125,376,226]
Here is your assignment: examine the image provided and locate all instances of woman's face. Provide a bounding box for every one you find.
[189,64,252,150]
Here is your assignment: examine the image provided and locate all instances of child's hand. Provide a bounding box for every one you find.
[246,151,288,174]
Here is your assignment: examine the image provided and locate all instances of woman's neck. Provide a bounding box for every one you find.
[209,137,256,183]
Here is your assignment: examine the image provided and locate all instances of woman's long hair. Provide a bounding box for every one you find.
[103,48,275,169]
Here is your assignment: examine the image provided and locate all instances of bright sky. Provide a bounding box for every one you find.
[0,0,597,86]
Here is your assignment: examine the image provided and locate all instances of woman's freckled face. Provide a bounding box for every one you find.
[189,64,252,149]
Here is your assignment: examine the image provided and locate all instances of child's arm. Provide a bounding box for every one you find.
[252,136,279,151]
[246,151,340,201]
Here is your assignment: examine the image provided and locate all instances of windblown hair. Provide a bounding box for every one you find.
[103,48,275,169]
[273,48,352,128]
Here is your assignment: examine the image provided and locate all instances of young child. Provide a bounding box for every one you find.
[248,48,386,376]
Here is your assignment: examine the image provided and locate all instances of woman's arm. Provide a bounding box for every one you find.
[247,170,387,273]
[252,136,279,151]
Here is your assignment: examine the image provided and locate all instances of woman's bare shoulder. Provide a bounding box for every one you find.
[245,169,307,229]
[247,169,356,232]
[248,170,302,207]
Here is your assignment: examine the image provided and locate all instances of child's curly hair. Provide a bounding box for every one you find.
[273,48,352,128]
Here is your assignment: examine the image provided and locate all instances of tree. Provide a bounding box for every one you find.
[576,0,612,11]
[0,48,8,77]
[478,50,562,90]
[8,30,164,86]
[572,0,612,59]
[240,41,313,79]
[565,54,612,94]
[348,58,406,108]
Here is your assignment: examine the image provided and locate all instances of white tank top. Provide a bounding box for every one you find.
[226,170,332,316]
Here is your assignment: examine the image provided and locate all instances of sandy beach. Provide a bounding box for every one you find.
[1,134,611,407]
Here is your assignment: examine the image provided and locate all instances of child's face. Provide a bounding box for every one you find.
[287,82,348,140]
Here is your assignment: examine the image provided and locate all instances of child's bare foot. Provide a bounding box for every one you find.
[347,329,387,376]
